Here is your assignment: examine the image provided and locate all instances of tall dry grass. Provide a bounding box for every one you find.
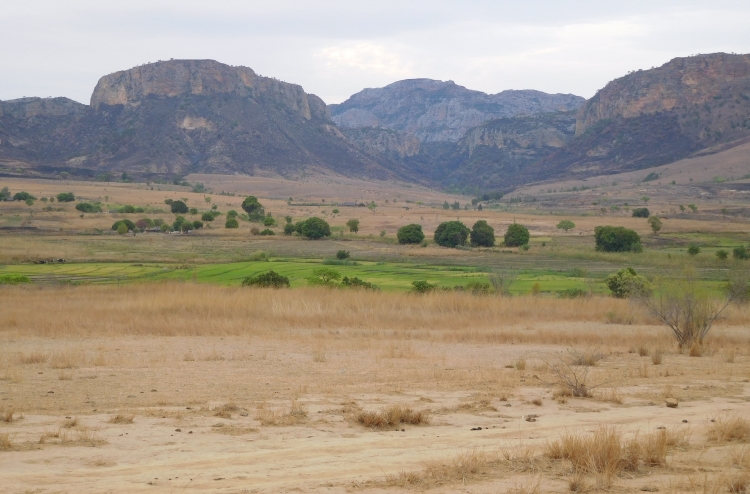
[1,284,749,349]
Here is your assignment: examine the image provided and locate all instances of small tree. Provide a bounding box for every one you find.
[285,216,293,224]
[641,196,650,204]
[434,221,470,248]
[116,223,128,235]
[263,216,276,227]
[283,223,295,235]
[307,267,341,287]
[397,224,425,245]
[241,270,290,288]
[299,217,331,239]
[192,220,203,229]
[687,245,700,256]
[225,217,239,229]
[170,200,188,214]
[336,250,350,260]
[504,223,530,247]
[411,280,436,293]
[451,201,460,210]
[201,212,214,222]
[632,207,650,218]
[346,219,360,233]
[442,201,450,210]
[470,220,495,247]
[733,246,749,260]
[56,192,75,202]
[648,216,662,234]
[189,207,198,216]
[716,250,729,260]
[13,191,35,201]
[227,210,238,218]
[241,196,264,219]
[556,220,575,232]
[605,267,652,298]
[688,204,698,213]
[594,226,642,252]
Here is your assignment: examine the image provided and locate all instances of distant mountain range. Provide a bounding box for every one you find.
[2,53,749,192]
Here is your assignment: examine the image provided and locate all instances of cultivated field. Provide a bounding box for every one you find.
[1,173,750,493]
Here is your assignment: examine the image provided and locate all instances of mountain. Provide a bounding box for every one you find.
[0,60,406,181]
[531,53,750,181]
[329,79,584,142]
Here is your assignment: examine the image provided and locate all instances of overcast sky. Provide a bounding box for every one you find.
[2,1,749,105]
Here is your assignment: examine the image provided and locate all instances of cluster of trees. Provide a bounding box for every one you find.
[111,216,203,234]
[75,202,103,213]
[594,226,643,252]
[0,189,74,205]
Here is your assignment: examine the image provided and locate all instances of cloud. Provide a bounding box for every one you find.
[317,42,413,78]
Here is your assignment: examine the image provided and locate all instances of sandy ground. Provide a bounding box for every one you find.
[2,332,749,493]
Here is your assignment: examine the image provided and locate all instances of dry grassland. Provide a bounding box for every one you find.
[1,283,749,493]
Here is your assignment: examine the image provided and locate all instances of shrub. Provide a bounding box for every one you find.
[299,217,331,239]
[225,217,239,228]
[594,226,642,252]
[556,220,575,232]
[201,212,215,222]
[260,229,275,235]
[733,246,749,260]
[284,215,293,224]
[716,250,729,260]
[170,200,188,214]
[632,207,650,218]
[0,274,31,285]
[263,216,276,227]
[111,219,135,232]
[250,227,260,235]
[241,270,290,288]
[117,223,128,235]
[192,220,203,229]
[434,221,470,248]
[164,198,173,205]
[227,210,238,218]
[189,207,198,216]
[160,223,170,232]
[307,267,341,286]
[56,192,75,202]
[180,221,193,232]
[283,223,295,235]
[504,223,530,247]
[75,202,102,213]
[411,280,436,293]
[0,186,10,201]
[605,267,652,298]
[13,191,36,201]
[336,250,350,260]
[648,216,662,234]
[470,220,495,247]
[397,224,425,245]
[346,219,360,233]
[687,245,700,256]
[241,196,264,219]
[465,281,493,295]
[341,276,377,290]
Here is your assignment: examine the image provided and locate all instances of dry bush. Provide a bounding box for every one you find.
[39,429,61,443]
[58,370,73,380]
[0,368,22,383]
[48,350,79,369]
[385,451,497,488]
[514,358,527,371]
[3,408,16,423]
[723,348,737,363]
[731,446,750,469]
[689,341,703,357]
[18,352,47,364]
[536,351,611,397]
[63,417,78,428]
[214,403,240,419]
[707,416,750,443]
[312,350,326,363]
[0,433,12,450]
[638,346,650,357]
[255,400,308,426]
[531,398,543,406]
[568,348,604,366]
[728,474,750,494]
[108,414,135,424]
[651,348,664,365]
[60,428,106,447]
[596,388,623,404]
[356,406,430,429]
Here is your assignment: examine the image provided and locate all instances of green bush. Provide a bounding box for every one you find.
[160,223,170,232]
[397,224,425,245]
[605,267,652,298]
[733,246,749,260]
[504,223,530,247]
[336,250,350,260]
[557,288,588,298]
[0,186,10,201]
[192,220,203,230]
[241,270,290,288]
[225,217,239,229]
[299,217,331,239]
[346,219,360,233]
[632,207,650,218]
[241,196,264,220]
[341,276,377,290]
[201,212,215,222]
[13,191,36,201]
[411,280,436,293]
[76,202,102,213]
[263,216,276,227]
[170,200,188,214]
[56,192,75,202]
[470,220,495,247]
[465,281,493,295]
[260,229,275,235]
[227,210,238,219]
[0,274,31,285]
[307,267,341,286]
[594,226,642,252]
[283,223,296,235]
[117,223,129,235]
[556,220,575,232]
[687,244,701,256]
[716,249,729,260]
[648,216,662,234]
[434,221,470,248]
[111,219,135,232]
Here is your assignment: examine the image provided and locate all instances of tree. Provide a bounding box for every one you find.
[641,196,650,204]
[434,221,470,248]
[605,267,652,298]
[336,250,350,260]
[648,216,663,234]
[259,229,274,235]
[397,224,425,245]
[556,220,575,232]
[189,207,198,216]
[307,267,341,286]
[56,192,75,202]
[25,198,35,206]
[470,220,495,247]
[594,226,642,252]
[76,203,102,213]
[688,204,698,213]
[299,217,331,239]
[285,216,293,224]
[733,246,749,260]
[442,201,450,210]
[164,198,173,205]
[225,217,239,228]
[263,216,276,227]
[283,223,296,235]
[716,250,729,260]
[201,212,215,222]
[227,210,238,218]
[0,186,10,201]
[346,219,360,233]
[170,200,188,214]
[117,223,128,235]
[241,270,290,288]
[13,191,35,201]
[241,196,264,218]
[632,208,650,218]
[341,276,377,290]
[451,201,460,210]
[112,219,135,232]
[504,223,530,247]
[181,221,193,233]
[412,280,436,293]
[687,245,700,256]
[192,220,203,229]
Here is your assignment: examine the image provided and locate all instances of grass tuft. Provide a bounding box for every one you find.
[356,406,430,429]
[108,414,135,424]
[707,416,750,443]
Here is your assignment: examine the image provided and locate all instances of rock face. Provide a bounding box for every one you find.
[0,60,403,181]
[535,53,750,180]
[330,79,584,142]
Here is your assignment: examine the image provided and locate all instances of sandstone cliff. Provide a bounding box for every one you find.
[329,79,584,142]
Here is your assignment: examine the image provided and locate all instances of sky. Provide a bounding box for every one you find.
[1,1,750,105]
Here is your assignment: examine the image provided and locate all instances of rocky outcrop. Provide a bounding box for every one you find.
[330,78,584,142]
[340,127,421,159]
[0,97,87,119]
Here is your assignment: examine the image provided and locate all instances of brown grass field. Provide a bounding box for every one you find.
[1,173,750,492]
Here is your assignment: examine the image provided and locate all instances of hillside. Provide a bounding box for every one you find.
[0,60,406,181]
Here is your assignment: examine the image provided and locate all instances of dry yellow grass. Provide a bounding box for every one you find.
[707,416,750,443]
[0,433,12,451]
[108,414,134,424]
[356,406,430,429]
[255,400,308,426]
